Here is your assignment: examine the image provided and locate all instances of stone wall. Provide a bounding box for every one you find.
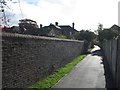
[2,33,84,88]
[102,39,120,88]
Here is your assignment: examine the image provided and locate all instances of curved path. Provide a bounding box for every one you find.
[53,46,113,88]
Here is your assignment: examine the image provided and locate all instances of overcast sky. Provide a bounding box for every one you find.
[1,0,119,31]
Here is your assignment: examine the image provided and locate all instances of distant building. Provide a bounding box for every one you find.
[10,26,20,33]
[103,24,120,33]
[38,22,78,39]
[1,26,20,33]
[110,24,120,31]
[37,23,62,37]
[19,19,39,34]
[59,25,78,39]
[3,19,78,39]
[19,19,38,28]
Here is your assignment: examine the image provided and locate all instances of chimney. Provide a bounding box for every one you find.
[40,24,42,28]
[55,22,58,26]
[72,22,75,29]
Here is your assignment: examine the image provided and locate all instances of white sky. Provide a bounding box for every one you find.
[1,0,119,31]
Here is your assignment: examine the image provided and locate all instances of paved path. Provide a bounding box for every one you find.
[53,46,106,88]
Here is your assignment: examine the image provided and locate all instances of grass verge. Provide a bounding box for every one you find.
[29,54,87,89]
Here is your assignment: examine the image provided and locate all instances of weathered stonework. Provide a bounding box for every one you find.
[2,33,84,88]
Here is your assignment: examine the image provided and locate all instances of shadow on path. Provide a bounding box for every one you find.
[91,49,116,88]
[91,50,103,56]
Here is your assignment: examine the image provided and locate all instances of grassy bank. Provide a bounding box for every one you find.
[29,54,87,89]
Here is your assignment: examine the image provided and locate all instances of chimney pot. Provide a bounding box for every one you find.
[55,22,58,26]
[40,24,42,28]
[72,22,75,29]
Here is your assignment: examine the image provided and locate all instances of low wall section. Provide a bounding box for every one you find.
[2,33,84,88]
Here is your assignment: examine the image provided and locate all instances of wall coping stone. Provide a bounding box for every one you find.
[1,32,84,43]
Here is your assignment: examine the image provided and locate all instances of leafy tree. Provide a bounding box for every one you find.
[74,30,97,50]
[75,30,96,43]
[97,25,120,42]
[98,29,119,41]
[95,23,103,35]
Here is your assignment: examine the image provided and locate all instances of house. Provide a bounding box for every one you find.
[19,19,38,28]
[110,24,120,31]
[1,26,11,32]
[59,22,78,39]
[38,22,78,39]
[1,26,20,33]
[37,23,62,37]
[10,26,20,33]
[17,19,78,39]
[18,19,39,35]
